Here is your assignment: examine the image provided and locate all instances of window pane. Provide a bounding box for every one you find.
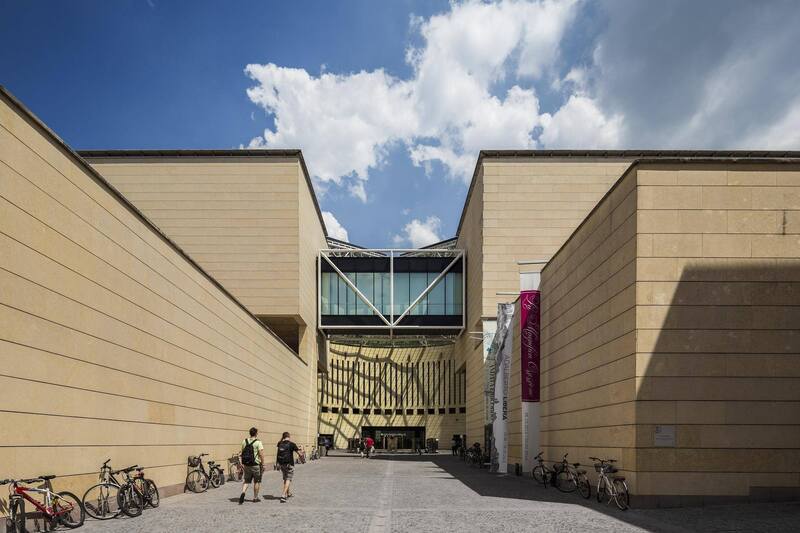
[380,272,391,315]
[346,272,357,314]
[394,272,410,316]
[428,272,445,315]
[321,272,331,314]
[451,272,462,315]
[337,273,347,315]
[356,272,373,315]
[409,272,427,315]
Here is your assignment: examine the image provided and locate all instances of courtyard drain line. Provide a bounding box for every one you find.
[367,461,394,533]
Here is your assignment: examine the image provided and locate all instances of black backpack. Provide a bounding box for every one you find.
[242,438,258,466]
[277,440,294,465]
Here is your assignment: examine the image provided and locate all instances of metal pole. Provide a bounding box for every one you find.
[390,251,394,337]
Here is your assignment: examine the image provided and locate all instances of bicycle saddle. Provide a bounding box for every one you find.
[122,465,139,472]
[572,462,580,467]
[613,476,626,481]
[38,474,56,480]
[135,467,144,472]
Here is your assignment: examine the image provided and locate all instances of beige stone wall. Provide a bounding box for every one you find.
[537,161,800,502]
[455,166,486,445]
[0,92,316,500]
[318,342,465,448]
[88,152,328,365]
[480,158,630,316]
[460,158,631,448]
[635,163,800,501]
[88,156,305,318]
[538,166,639,487]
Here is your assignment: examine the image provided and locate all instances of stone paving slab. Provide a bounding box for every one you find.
[77,453,800,533]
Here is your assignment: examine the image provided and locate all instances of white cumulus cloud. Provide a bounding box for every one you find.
[393,216,442,248]
[245,0,616,195]
[246,0,800,208]
[322,211,349,242]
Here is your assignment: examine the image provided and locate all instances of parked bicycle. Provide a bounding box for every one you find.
[132,466,160,508]
[228,454,244,482]
[590,457,630,510]
[551,453,591,499]
[2,475,85,531]
[82,460,145,519]
[309,446,320,461]
[532,451,556,487]
[186,454,223,493]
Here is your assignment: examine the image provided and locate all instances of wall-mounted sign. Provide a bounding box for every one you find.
[654,425,676,447]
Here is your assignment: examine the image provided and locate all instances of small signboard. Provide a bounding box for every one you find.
[654,425,676,447]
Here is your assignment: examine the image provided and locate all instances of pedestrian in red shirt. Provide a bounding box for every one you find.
[364,436,375,458]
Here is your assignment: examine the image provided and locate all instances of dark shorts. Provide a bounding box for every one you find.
[279,464,294,481]
[243,464,262,483]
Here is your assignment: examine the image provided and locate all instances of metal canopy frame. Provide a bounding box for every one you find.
[318,248,465,337]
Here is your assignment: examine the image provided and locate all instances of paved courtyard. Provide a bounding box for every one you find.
[79,453,800,533]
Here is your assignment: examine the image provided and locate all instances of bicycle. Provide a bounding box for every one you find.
[132,467,160,508]
[551,453,591,499]
[82,460,144,519]
[228,454,244,482]
[590,457,630,510]
[2,475,85,531]
[186,454,222,492]
[532,451,556,488]
[208,458,225,486]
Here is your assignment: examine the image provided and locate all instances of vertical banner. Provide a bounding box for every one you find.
[489,303,515,473]
[482,319,497,433]
[519,290,541,472]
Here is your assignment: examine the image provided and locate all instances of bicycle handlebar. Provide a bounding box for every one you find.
[199,453,209,457]
[102,458,111,467]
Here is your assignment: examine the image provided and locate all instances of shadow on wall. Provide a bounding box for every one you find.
[638,259,800,506]
[318,344,465,447]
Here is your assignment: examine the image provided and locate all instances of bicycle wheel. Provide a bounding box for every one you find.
[214,467,225,486]
[53,491,85,528]
[10,496,26,533]
[613,479,630,510]
[82,482,121,520]
[556,470,577,493]
[146,479,160,508]
[532,465,547,486]
[229,464,243,482]
[117,484,143,517]
[577,474,591,499]
[209,468,221,488]
[596,478,607,503]
[186,470,209,493]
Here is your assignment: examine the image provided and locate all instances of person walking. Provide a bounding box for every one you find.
[364,436,375,458]
[276,431,300,503]
[239,427,265,504]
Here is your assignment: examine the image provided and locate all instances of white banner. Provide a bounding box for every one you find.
[489,303,514,473]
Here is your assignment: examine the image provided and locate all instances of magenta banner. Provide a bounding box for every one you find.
[520,290,540,402]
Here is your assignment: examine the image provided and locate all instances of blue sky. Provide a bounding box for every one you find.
[3,0,800,247]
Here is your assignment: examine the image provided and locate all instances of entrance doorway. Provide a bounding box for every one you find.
[362,426,425,451]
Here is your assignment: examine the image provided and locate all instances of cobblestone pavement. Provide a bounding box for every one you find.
[78,453,800,533]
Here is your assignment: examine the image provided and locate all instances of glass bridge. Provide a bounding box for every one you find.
[318,246,464,337]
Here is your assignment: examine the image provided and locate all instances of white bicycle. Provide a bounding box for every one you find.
[590,457,630,510]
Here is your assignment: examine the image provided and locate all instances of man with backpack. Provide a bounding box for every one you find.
[276,431,300,503]
[239,427,265,504]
